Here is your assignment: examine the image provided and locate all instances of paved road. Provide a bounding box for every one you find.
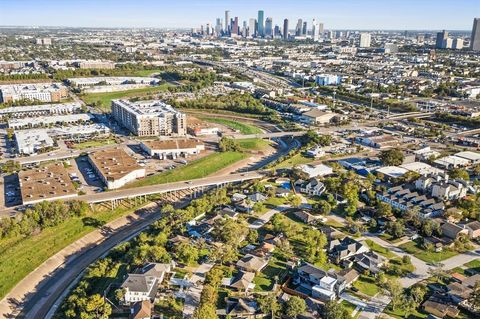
[1,205,163,319]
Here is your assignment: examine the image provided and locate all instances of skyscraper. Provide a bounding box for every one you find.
[249,18,256,37]
[258,10,265,37]
[265,17,273,38]
[283,19,289,40]
[224,10,230,34]
[295,19,303,36]
[311,19,319,41]
[302,22,307,36]
[471,18,480,51]
[436,30,448,49]
[359,33,371,47]
[233,17,239,36]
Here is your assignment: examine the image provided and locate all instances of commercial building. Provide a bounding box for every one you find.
[283,19,289,40]
[355,134,400,149]
[301,109,337,125]
[0,83,68,103]
[187,117,219,136]
[140,139,205,159]
[74,60,115,69]
[68,77,159,88]
[15,130,54,155]
[471,18,480,51]
[257,10,264,37]
[88,148,145,189]
[111,99,187,137]
[19,162,78,205]
[0,102,81,120]
[315,74,341,86]
[359,33,371,48]
[436,30,449,49]
[8,113,93,130]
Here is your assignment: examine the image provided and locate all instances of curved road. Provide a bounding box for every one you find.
[10,137,301,319]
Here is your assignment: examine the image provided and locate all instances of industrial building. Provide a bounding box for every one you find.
[111,99,187,137]
[88,148,146,189]
[19,162,78,205]
[140,139,205,159]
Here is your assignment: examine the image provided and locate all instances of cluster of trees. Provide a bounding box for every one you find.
[169,92,272,115]
[52,63,162,80]
[0,200,89,239]
[0,160,21,174]
[301,130,332,148]
[192,266,225,319]
[0,73,49,82]
[210,216,250,264]
[377,274,427,316]
[257,294,306,319]
[61,258,117,318]
[218,137,241,152]
[435,112,480,129]
[268,214,327,265]
[379,148,405,166]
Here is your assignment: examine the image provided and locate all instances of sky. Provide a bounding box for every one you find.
[0,0,478,30]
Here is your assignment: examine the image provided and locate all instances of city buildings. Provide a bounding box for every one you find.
[471,17,480,51]
[74,60,115,69]
[88,148,146,189]
[140,139,205,160]
[359,33,372,47]
[14,130,54,155]
[0,102,81,120]
[111,99,187,137]
[0,83,68,103]
[257,10,264,37]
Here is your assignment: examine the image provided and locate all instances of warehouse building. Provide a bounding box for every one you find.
[19,162,78,205]
[140,139,205,159]
[88,148,146,189]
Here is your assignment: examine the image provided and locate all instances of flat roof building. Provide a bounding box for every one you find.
[111,100,186,137]
[15,130,54,155]
[8,113,93,130]
[19,162,78,205]
[140,139,205,159]
[88,148,145,189]
[0,102,81,120]
[0,83,68,103]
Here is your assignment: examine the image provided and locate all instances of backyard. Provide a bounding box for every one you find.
[399,240,458,263]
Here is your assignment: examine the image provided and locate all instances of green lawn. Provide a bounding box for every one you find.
[126,152,247,188]
[399,241,459,263]
[253,257,289,291]
[465,259,480,269]
[200,117,263,135]
[342,300,360,319]
[352,275,380,297]
[237,138,271,151]
[80,84,172,112]
[383,306,428,319]
[71,138,117,150]
[0,205,145,299]
[365,239,398,259]
[273,153,313,169]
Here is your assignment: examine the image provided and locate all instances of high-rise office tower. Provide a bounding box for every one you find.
[224,11,230,34]
[311,19,319,41]
[283,19,289,40]
[296,19,303,36]
[471,18,480,51]
[233,17,239,36]
[249,18,256,37]
[265,17,273,38]
[242,21,248,37]
[258,10,265,37]
[453,38,464,50]
[215,18,222,36]
[417,34,425,45]
[436,30,448,49]
[302,22,307,36]
[274,25,281,37]
[318,23,324,35]
[359,33,371,47]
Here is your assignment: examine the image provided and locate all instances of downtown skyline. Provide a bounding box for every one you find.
[0,0,479,30]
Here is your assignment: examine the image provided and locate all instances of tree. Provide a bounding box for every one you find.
[303,229,327,264]
[246,229,258,244]
[386,220,405,239]
[253,202,265,213]
[219,137,240,152]
[379,148,405,166]
[83,294,112,318]
[324,300,350,319]
[289,195,302,208]
[468,281,480,312]
[381,278,404,310]
[313,200,331,215]
[175,242,199,265]
[285,296,306,318]
[450,168,470,181]
[257,294,281,319]
[377,202,393,217]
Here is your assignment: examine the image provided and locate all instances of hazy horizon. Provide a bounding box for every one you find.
[0,0,478,31]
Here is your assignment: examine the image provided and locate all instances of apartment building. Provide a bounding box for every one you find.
[74,60,115,69]
[0,83,68,103]
[111,99,186,137]
[0,102,81,120]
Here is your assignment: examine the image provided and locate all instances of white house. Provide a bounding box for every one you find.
[297,164,333,178]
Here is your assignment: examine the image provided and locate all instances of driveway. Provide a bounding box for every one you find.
[248,205,290,229]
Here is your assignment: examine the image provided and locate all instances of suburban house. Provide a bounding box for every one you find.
[328,237,369,264]
[422,294,460,318]
[465,220,480,239]
[236,254,269,273]
[298,178,326,196]
[294,210,321,224]
[222,297,263,318]
[441,222,469,240]
[351,251,386,274]
[223,271,256,292]
[129,300,152,319]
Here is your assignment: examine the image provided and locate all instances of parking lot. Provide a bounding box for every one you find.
[2,174,21,207]
[73,157,105,194]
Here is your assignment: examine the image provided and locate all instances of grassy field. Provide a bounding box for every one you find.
[126,152,247,188]
[352,275,380,297]
[71,138,117,150]
[0,205,144,299]
[253,257,289,291]
[399,241,458,263]
[273,153,313,169]
[365,239,398,259]
[238,138,271,151]
[200,117,263,134]
[80,84,172,112]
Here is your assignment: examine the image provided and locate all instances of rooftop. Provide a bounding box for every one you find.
[112,99,183,117]
[88,147,144,181]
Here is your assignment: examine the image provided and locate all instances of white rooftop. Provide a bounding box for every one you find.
[376,166,408,178]
[455,151,480,162]
[297,163,333,178]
